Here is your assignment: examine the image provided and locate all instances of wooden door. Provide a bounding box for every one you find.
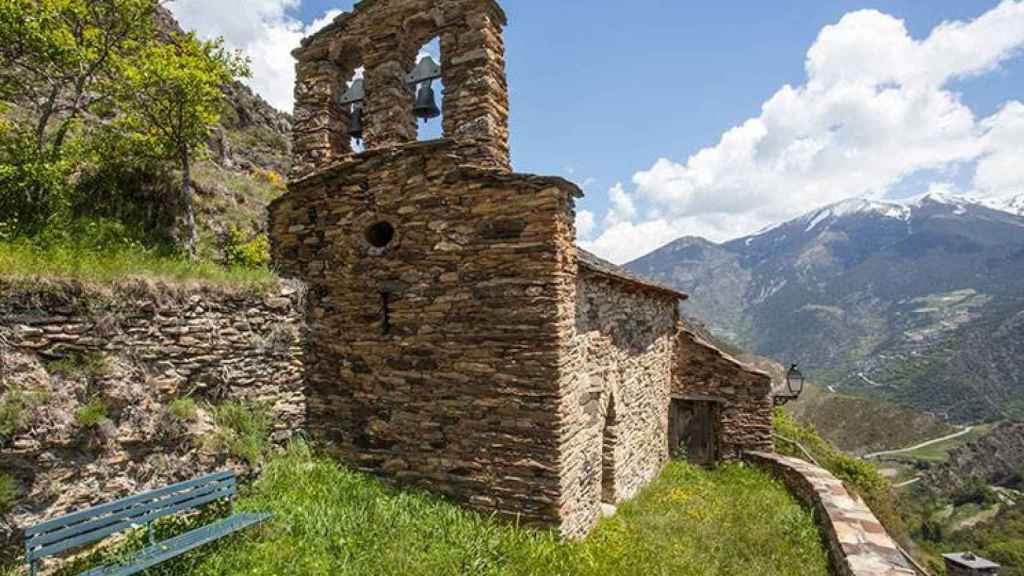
[669,399,720,466]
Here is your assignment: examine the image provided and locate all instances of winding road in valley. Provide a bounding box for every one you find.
[863,426,974,460]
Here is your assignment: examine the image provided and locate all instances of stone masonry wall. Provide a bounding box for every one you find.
[270,139,581,529]
[672,326,773,459]
[0,280,306,560]
[556,270,678,538]
[292,0,510,177]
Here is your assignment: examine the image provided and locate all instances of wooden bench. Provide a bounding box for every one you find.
[23,471,271,576]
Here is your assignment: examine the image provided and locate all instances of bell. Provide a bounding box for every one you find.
[413,81,441,122]
[348,104,364,141]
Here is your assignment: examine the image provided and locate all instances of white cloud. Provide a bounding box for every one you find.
[575,210,596,239]
[166,0,344,112]
[585,0,1024,264]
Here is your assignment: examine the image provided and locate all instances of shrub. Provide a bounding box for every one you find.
[0,386,49,439]
[167,397,198,421]
[223,225,270,269]
[47,352,110,380]
[0,119,74,237]
[255,169,286,191]
[0,474,17,515]
[211,400,272,466]
[76,398,108,428]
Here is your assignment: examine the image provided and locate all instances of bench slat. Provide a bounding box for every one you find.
[29,484,236,561]
[77,513,272,576]
[28,478,236,550]
[26,472,233,537]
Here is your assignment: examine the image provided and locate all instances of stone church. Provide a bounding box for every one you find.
[270,0,773,538]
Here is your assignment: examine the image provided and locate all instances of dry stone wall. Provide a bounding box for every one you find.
[672,327,773,458]
[556,271,678,538]
[270,139,581,529]
[0,280,306,560]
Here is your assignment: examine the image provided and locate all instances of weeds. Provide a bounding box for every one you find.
[0,474,17,514]
[76,398,108,428]
[46,353,109,380]
[168,397,199,421]
[0,386,49,439]
[211,400,272,466]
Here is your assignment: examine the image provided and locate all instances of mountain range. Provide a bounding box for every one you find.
[626,192,1024,422]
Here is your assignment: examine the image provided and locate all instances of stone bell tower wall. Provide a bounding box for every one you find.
[269,140,580,526]
[292,0,510,177]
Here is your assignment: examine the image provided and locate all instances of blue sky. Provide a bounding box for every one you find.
[170,0,1024,262]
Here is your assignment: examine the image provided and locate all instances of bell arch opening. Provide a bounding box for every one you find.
[413,37,444,142]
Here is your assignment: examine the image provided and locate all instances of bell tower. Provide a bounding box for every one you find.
[291,0,511,177]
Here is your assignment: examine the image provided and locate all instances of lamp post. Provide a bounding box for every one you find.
[774,364,805,406]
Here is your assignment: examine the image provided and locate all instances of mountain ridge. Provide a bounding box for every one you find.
[627,192,1024,422]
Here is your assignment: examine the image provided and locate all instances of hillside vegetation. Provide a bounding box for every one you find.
[48,443,829,576]
[0,1,291,287]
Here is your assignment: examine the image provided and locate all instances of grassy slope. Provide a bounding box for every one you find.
[55,444,829,576]
[0,241,277,288]
[786,383,955,456]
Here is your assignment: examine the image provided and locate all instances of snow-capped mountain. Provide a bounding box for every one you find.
[626,192,1024,422]
[978,192,1024,217]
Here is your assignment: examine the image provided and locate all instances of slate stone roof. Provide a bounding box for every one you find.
[577,248,687,300]
[943,553,1001,570]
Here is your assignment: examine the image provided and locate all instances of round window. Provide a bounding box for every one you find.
[365,221,396,249]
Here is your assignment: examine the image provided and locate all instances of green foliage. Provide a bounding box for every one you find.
[0,0,159,153]
[0,118,74,236]
[773,410,908,543]
[76,398,108,428]
[223,225,270,269]
[0,386,49,439]
[60,445,829,576]
[949,479,998,507]
[0,474,17,515]
[168,398,198,421]
[47,352,110,380]
[211,401,272,466]
[0,233,278,287]
[112,32,250,256]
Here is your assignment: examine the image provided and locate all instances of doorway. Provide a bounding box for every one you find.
[669,399,720,466]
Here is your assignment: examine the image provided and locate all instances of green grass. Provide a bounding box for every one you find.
[46,352,110,380]
[0,385,49,439]
[0,474,17,515]
[61,444,830,576]
[168,397,199,421]
[210,401,273,466]
[0,240,277,288]
[75,398,108,428]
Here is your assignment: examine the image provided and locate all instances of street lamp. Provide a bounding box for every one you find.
[774,364,805,406]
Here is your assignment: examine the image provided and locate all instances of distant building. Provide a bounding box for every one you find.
[271,0,774,538]
[944,553,1001,576]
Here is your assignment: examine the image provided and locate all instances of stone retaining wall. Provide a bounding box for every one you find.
[0,279,307,561]
[746,451,917,576]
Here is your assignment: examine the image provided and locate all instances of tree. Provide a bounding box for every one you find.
[113,35,249,258]
[0,0,158,155]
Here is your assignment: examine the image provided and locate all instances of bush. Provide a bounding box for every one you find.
[76,398,108,428]
[211,400,272,466]
[0,474,17,515]
[47,352,110,380]
[168,397,198,421]
[223,225,270,269]
[0,121,74,236]
[0,386,49,439]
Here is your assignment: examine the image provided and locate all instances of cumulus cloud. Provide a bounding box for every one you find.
[166,0,344,112]
[585,0,1024,263]
[575,210,596,239]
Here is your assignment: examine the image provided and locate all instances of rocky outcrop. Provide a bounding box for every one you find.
[922,421,1024,494]
[0,279,306,560]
